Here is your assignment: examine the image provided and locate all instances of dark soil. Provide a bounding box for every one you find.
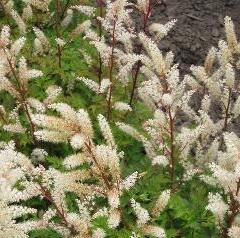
[149,0,240,135]
[152,0,240,73]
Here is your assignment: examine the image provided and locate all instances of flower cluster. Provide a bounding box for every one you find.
[117,15,240,236]
[1,0,240,237]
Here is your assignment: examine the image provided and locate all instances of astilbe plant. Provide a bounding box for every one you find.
[183,16,240,238]
[0,25,43,143]
[33,105,170,237]
[117,25,200,189]
[78,0,136,118]
[0,7,171,232]
[1,0,240,238]
[185,16,240,164]
[117,14,240,237]
[0,107,169,237]
[205,132,240,238]
[78,0,175,117]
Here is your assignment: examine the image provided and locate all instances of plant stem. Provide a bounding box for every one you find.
[3,49,37,143]
[129,60,141,106]
[60,0,72,20]
[129,0,152,106]
[107,21,117,119]
[221,180,240,238]
[40,185,78,235]
[96,0,104,84]
[223,89,232,131]
[168,108,175,185]
[84,139,111,189]
[57,46,62,68]
[55,0,62,68]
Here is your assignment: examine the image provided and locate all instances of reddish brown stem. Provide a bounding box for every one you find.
[84,140,111,189]
[107,21,117,119]
[236,179,240,196]
[22,101,36,141]
[3,49,37,143]
[129,0,152,106]
[57,46,62,68]
[55,0,62,68]
[40,185,77,235]
[60,0,72,20]
[168,108,175,184]
[221,181,240,238]
[129,60,141,106]
[223,89,232,131]
[97,2,104,84]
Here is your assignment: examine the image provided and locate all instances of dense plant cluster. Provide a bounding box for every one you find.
[0,0,240,238]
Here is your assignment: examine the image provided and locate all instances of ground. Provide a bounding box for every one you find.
[152,0,240,73]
